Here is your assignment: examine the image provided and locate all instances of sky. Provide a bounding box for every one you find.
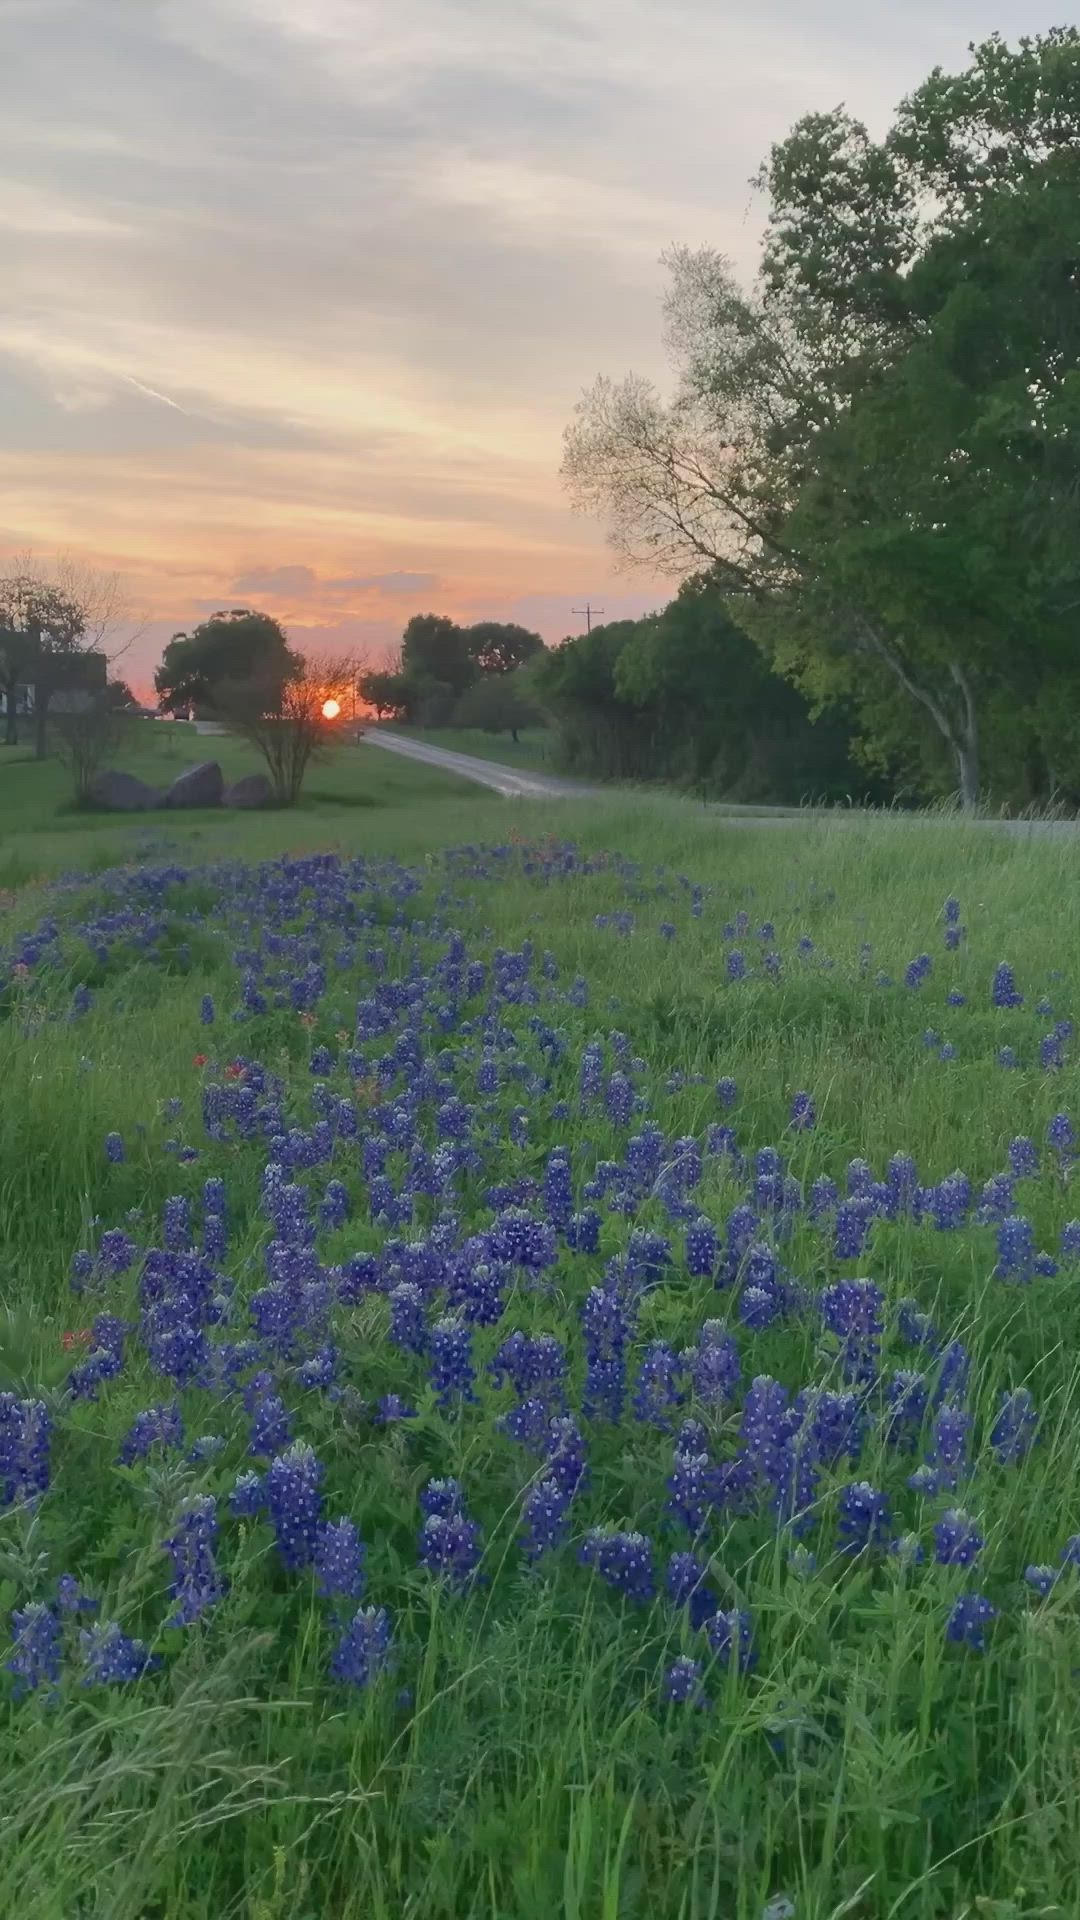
[0,0,1047,694]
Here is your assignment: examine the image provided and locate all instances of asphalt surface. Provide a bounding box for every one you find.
[364,729,597,799]
[364,728,1080,840]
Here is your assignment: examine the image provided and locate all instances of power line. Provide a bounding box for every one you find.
[572,602,604,633]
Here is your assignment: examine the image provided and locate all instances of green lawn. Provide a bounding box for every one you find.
[0,722,483,891]
[4,778,1080,1917]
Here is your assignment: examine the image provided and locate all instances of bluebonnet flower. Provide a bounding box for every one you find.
[163,1496,225,1626]
[200,994,215,1025]
[118,1401,183,1466]
[6,1603,61,1696]
[882,1371,929,1451]
[997,1046,1019,1070]
[374,1393,417,1424]
[519,1477,571,1560]
[0,1396,51,1506]
[56,1575,96,1615]
[667,1434,715,1534]
[265,1442,324,1571]
[934,1508,984,1566]
[716,1077,738,1110]
[945,1593,995,1651]
[80,1622,159,1686]
[837,1481,891,1553]
[1041,1031,1066,1071]
[929,1172,970,1230]
[820,1279,884,1384]
[1008,1136,1038,1178]
[788,1091,816,1131]
[105,1131,125,1164]
[1061,1220,1080,1261]
[320,1180,349,1230]
[329,1606,393,1686]
[579,1042,604,1106]
[488,1207,556,1271]
[912,1403,971,1494]
[420,1478,464,1519]
[946,990,966,1007]
[996,1215,1037,1283]
[1048,1112,1076,1166]
[989,1388,1038,1464]
[935,1341,971,1405]
[658,921,676,941]
[633,1342,685,1429]
[546,1415,589,1498]
[566,1207,601,1254]
[991,962,1023,1009]
[684,1320,740,1407]
[1025,1564,1057,1597]
[944,896,961,927]
[704,1608,755,1671]
[897,1300,938,1351]
[579,1528,655,1603]
[739,1376,792,1488]
[582,1286,632,1423]
[429,1316,477,1407]
[418,1509,483,1588]
[976,1173,1015,1223]
[605,1072,634,1127]
[905,954,932,989]
[663,1656,707,1706]
[162,1195,191,1253]
[833,1200,873,1262]
[808,1176,839,1222]
[248,1393,292,1458]
[389,1282,427,1357]
[314,1518,366,1602]
[543,1149,573,1230]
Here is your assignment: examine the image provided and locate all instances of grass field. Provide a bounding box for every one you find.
[0,723,481,891]
[383,724,557,773]
[4,730,1080,1919]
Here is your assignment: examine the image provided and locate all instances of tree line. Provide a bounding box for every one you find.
[561,29,1080,811]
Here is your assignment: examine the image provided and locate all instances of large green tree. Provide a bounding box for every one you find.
[155,609,297,716]
[400,614,476,699]
[563,30,1080,808]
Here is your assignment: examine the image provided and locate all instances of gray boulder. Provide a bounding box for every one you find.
[89,769,163,813]
[164,760,224,809]
[222,772,273,809]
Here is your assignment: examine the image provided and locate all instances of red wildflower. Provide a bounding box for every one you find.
[62,1330,92,1350]
[193,1053,209,1068]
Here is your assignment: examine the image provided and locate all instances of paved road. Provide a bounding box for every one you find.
[364,729,597,799]
[364,729,1080,840]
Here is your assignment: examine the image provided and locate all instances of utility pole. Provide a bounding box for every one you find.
[573,602,604,634]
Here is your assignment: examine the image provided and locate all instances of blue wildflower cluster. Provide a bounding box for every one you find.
[4,836,1080,1735]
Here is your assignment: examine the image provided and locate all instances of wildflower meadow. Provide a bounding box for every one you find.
[3,785,1080,1920]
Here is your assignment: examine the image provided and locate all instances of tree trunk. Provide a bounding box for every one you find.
[34,691,49,760]
[947,661,979,813]
[863,631,980,811]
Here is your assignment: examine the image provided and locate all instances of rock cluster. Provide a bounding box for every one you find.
[89,763,273,812]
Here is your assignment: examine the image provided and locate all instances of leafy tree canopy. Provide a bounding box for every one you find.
[155,609,297,716]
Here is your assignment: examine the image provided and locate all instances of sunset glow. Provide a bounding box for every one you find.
[0,2,1026,695]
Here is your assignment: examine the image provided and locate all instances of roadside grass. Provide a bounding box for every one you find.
[3,785,1080,1917]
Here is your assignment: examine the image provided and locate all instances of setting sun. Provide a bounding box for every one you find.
[321,698,341,720]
